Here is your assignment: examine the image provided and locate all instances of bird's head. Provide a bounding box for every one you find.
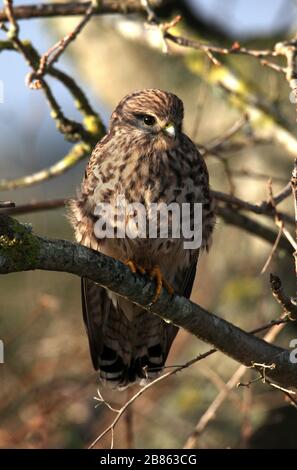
[110,89,184,150]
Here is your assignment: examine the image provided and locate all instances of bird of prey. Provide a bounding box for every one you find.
[69,89,214,388]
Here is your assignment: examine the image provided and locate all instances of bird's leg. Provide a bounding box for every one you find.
[124,260,173,303]
[149,265,174,303]
[124,258,146,275]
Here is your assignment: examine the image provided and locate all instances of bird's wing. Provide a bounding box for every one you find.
[178,251,199,299]
[81,278,112,371]
[164,251,199,355]
[82,277,181,385]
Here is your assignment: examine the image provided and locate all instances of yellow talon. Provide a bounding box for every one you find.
[124,259,146,275]
[149,265,174,303]
[124,261,174,303]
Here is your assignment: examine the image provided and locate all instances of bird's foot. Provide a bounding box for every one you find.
[149,265,174,304]
[124,258,146,275]
[124,260,173,303]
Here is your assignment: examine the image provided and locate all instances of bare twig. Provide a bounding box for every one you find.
[125,388,134,449]
[141,2,286,74]
[230,169,288,184]
[165,31,283,73]
[184,364,247,449]
[191,58,210,141]
[260,221,283,275]
[274,384,297,408]
[0,143,90,190]
[271,179,297,249]
[28,3,94,87]
[182,317,286,449]
[88,349,216,449]
[260,179,285,274]
[202,116,248,151]
[0,199,65,215]
[240,371,253,448]
[216,206,293,255]
[88,314,289,449]
[264,378,296,396]
[291,158,297,293]
[253,364,297,408]
[2,38,102,126]
[0,1,162,22]
[3,0,18,36]
[101,0,297,159]
[94,389,120,414]
[270,273,297,320]
[212,182,292,220]
[1,4,91,142]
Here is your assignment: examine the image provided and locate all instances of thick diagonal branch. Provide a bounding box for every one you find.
[0,215,296,388]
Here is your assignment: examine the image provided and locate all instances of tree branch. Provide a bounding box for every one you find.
[1,198,293,256]
[215,206,293,254]
[270,273,297,320]
[120,6,297,158]
[212,183,292,218]
[0,214,296,388]
[0,1,164,22]
[0,142,91,190]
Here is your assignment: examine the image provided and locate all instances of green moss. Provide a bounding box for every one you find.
[0,217,40,270]
[0,40,15,52]
[83,114,105,137]
[62,142,91,166]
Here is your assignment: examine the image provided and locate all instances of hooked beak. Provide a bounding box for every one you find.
[163,122,176,138]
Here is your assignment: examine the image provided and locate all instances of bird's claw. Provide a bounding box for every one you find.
[124,258,146,275]
[149,265,174,304]
[124,260,174,304]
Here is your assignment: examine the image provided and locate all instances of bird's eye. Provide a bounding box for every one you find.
[142,115,156,126]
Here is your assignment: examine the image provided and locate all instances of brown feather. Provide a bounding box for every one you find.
[69,89,215,388]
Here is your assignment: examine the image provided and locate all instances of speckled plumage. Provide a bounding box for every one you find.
[69,89,215,387]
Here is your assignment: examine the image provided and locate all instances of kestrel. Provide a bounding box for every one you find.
[69,89,214,388]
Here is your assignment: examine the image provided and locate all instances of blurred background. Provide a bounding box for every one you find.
[1,0,297,449]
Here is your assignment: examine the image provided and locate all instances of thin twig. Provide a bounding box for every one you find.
[182,317,286,449]
[94,389,121,413]
[125,388,134,449]
[260,221,283,274]
[270,273,297,320]
[28,3,94,87]
[88,349,216,449]
[141,2,285,74]
[0,143,90,190]
[203,115,248,151]
[240,371,253,448]
[0,1,163,21]
[88,313,289,449]
[3,0,18,36]
[212,182,292,219]
[291,158,297,295]
[2,3,90,142]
